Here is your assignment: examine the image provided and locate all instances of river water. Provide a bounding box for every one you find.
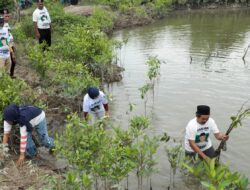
[110,9,250,189]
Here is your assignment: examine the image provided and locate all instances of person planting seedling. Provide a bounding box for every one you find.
[184,105,229,161]
[2,104,54,166]
[0,16,10,75]
[83,87,109,124]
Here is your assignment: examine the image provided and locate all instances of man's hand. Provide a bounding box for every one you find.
[36,31,40,39]
[16,153,25,167]
[215,133,229,141]
[105,111,110,118]
[204,156,211,163]
[219,133,229,141]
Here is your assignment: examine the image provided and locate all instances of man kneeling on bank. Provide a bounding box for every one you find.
[184,105,229,161]
[2,104,54,166]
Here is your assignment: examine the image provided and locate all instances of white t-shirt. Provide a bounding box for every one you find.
[184,117,219,152]
[3,23,14,44]
[32,7,51,29]
[0,27,10,58]
[83,91,108,113]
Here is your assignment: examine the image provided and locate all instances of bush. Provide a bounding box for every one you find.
[55,25,113,65]
[27,43,99,97]
[19,16,35,39]
[87,7,115,33]
[0,0,14,12]
[0,73,43,126]
[55,114,160,189]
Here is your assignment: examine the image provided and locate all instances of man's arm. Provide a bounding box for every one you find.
[16,126,28,166]
[3,133,10,145]
[83,112,88,120]
[214,133,229,141]
[189,139,209,160]
[103,103,109,117]
[33,22,40,39]
[3,121,12,145]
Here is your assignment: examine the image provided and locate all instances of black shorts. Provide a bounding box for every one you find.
[185,146,216,159]
[38,28,51,47]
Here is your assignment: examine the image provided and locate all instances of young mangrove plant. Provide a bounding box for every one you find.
[55,114,162,190]
[165,142,183,189]
[139,56,163,116]
[183,159,249,190]
[215,104,250,162]
[146,56,162,96]
[139,83,152,116]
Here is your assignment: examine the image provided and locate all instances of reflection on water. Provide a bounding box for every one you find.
[110,9,250,190]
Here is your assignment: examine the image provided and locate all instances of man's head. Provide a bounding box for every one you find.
[3,104,20,125]
[37,0,44,10]
[196,105,210,125]
[88,87,100,99]
[3,9,10,23]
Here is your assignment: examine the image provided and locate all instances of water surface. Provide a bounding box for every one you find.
[110,9,250,189]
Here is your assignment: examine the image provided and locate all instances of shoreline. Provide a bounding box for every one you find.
[114,3,250,29]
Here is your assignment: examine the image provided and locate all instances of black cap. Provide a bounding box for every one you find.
[196,105,210,115]
[87,87,100,99]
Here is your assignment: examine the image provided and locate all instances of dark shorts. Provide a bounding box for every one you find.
[185,146,216,159]
[38,28,51,47]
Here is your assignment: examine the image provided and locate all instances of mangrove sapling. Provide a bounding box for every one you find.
[183,159,249,190]
[146,56,162,104]
[139,83,152,116]
[134,135,160,190]
[215,105,250,163]
[165,143,183,189]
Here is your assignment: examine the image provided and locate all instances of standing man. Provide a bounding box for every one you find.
[3,8,16,78]
[83,87,109,124]
[184,105,229,160]
[0,16,10,74]
[32,0,52,48]
[2,104,54,166]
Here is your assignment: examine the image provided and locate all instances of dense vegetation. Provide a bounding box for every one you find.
[0,0,14,11]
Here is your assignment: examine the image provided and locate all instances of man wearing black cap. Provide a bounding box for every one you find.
[83,87,109,123]
[32,0,52,48]
[184,105,229,161]
[2,104,54,166]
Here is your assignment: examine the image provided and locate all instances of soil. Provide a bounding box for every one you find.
[0,148,67,190]
[64,5,111,16]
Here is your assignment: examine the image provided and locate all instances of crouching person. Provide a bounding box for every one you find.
[83,87,109,124]
[2,104,54,166]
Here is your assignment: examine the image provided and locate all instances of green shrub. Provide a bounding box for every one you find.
[54,114,161,189]
[19,16,35,39]
[153,0,172,11]
[55,25,113,65]
[87,7,115,33]
[0,73,43,121]
[11,23,26,43]
[27,43,99,97]
[0,0,14,11]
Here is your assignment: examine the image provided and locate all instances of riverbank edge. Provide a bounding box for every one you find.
[114,3,250,29]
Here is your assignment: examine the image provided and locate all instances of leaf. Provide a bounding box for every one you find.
[182,163,194,174]
[201,181,212,188]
